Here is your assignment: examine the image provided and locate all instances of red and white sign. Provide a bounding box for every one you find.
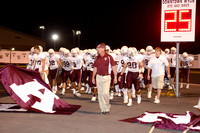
[161,0,196,42]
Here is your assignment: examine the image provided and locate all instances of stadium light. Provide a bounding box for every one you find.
[52,34,59,50]
[76,30,81,47]
[39,26,45,39]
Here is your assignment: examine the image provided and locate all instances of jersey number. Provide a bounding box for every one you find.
[127,62,137,68]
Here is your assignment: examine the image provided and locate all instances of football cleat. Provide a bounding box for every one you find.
[168,86,172,90]
[186,84,189,89]
[154,99,160,104]
[91,96,96,102]
[124,99,128,104]
[127,99,132,107]
[147,92,151,99]
[81,86,85,91]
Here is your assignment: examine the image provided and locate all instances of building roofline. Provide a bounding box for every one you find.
[0,26,46,43]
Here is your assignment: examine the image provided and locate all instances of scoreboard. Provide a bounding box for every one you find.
[161,0,196,42]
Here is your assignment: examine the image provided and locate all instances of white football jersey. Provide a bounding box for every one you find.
[71,55,83,70]
[180,56,194,69]
[86,55,95,71]
[62,56,73,71]
[117,55,129,73]
[83,54,91,69]
[127,55,142,72]
[34,52,46,72]
[27,54,35,70]
[143,54,154,69]
[168,54,178,67]
[49,54,60,70]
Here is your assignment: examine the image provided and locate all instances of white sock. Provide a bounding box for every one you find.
[115,85,119,93]
[123,89,128,100]
[129,98,132,103]
[132,84,135,94]
[181,83,183,86]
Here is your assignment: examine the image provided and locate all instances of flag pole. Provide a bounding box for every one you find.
[149,126,155,133]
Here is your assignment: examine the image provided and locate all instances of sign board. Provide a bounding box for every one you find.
[0,51,11,63]
[10,51,30,64]
[161,0,196,42]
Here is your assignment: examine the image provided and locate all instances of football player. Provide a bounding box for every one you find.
[167,47,178,89]
[143,45,154,98]
[33,45,49,85]
[119,47,144,106]
[48,49,61,93]
[71,48,83,97]
[26,47,35,70]
[60,49,73,95]
[180,52,194,89]
[117,46,129,103]
[87,49,98,101]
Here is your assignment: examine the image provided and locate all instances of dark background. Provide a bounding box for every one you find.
[0,1,199,54]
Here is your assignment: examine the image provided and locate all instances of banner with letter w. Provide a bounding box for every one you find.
[0,64,81,115]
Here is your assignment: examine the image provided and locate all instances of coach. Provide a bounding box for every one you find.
[92,43,117,115]
[147,47,170,104]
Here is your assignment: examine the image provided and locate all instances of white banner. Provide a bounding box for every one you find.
[0,51,11,63]
[10,51,30,64]
[1,51,200,69]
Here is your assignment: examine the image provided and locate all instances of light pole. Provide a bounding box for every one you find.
[76,30,81,47]
[72,30,75,46]
[39,26,45,39]
[52,34,59,50]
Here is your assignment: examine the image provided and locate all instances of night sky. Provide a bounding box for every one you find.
[0,1,200,54]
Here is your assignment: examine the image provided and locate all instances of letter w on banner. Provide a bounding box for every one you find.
[0,64,81,115]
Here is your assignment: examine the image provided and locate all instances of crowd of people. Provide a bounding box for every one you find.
[26,44,194,108]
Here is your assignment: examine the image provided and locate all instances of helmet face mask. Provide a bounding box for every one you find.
[146,50,152,55]
[128,48,135,58]
[171,50,176,54]
[72,53,77,57]
[71,49,77,57]
[64,50,70,57]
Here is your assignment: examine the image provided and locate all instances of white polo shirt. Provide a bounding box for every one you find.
[148,55,169,77]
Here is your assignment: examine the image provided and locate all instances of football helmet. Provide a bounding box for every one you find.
[146,45,153,55]
[140,49,145,54]
[183,52,188,58]
[48,49,55,57]
[165,48,170,54]
[91,49,97,59]
[171,47,176,54]
[121,46,128,54]
[106,45,111,53]
[64,49,70,57]
[38,45,43,52]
